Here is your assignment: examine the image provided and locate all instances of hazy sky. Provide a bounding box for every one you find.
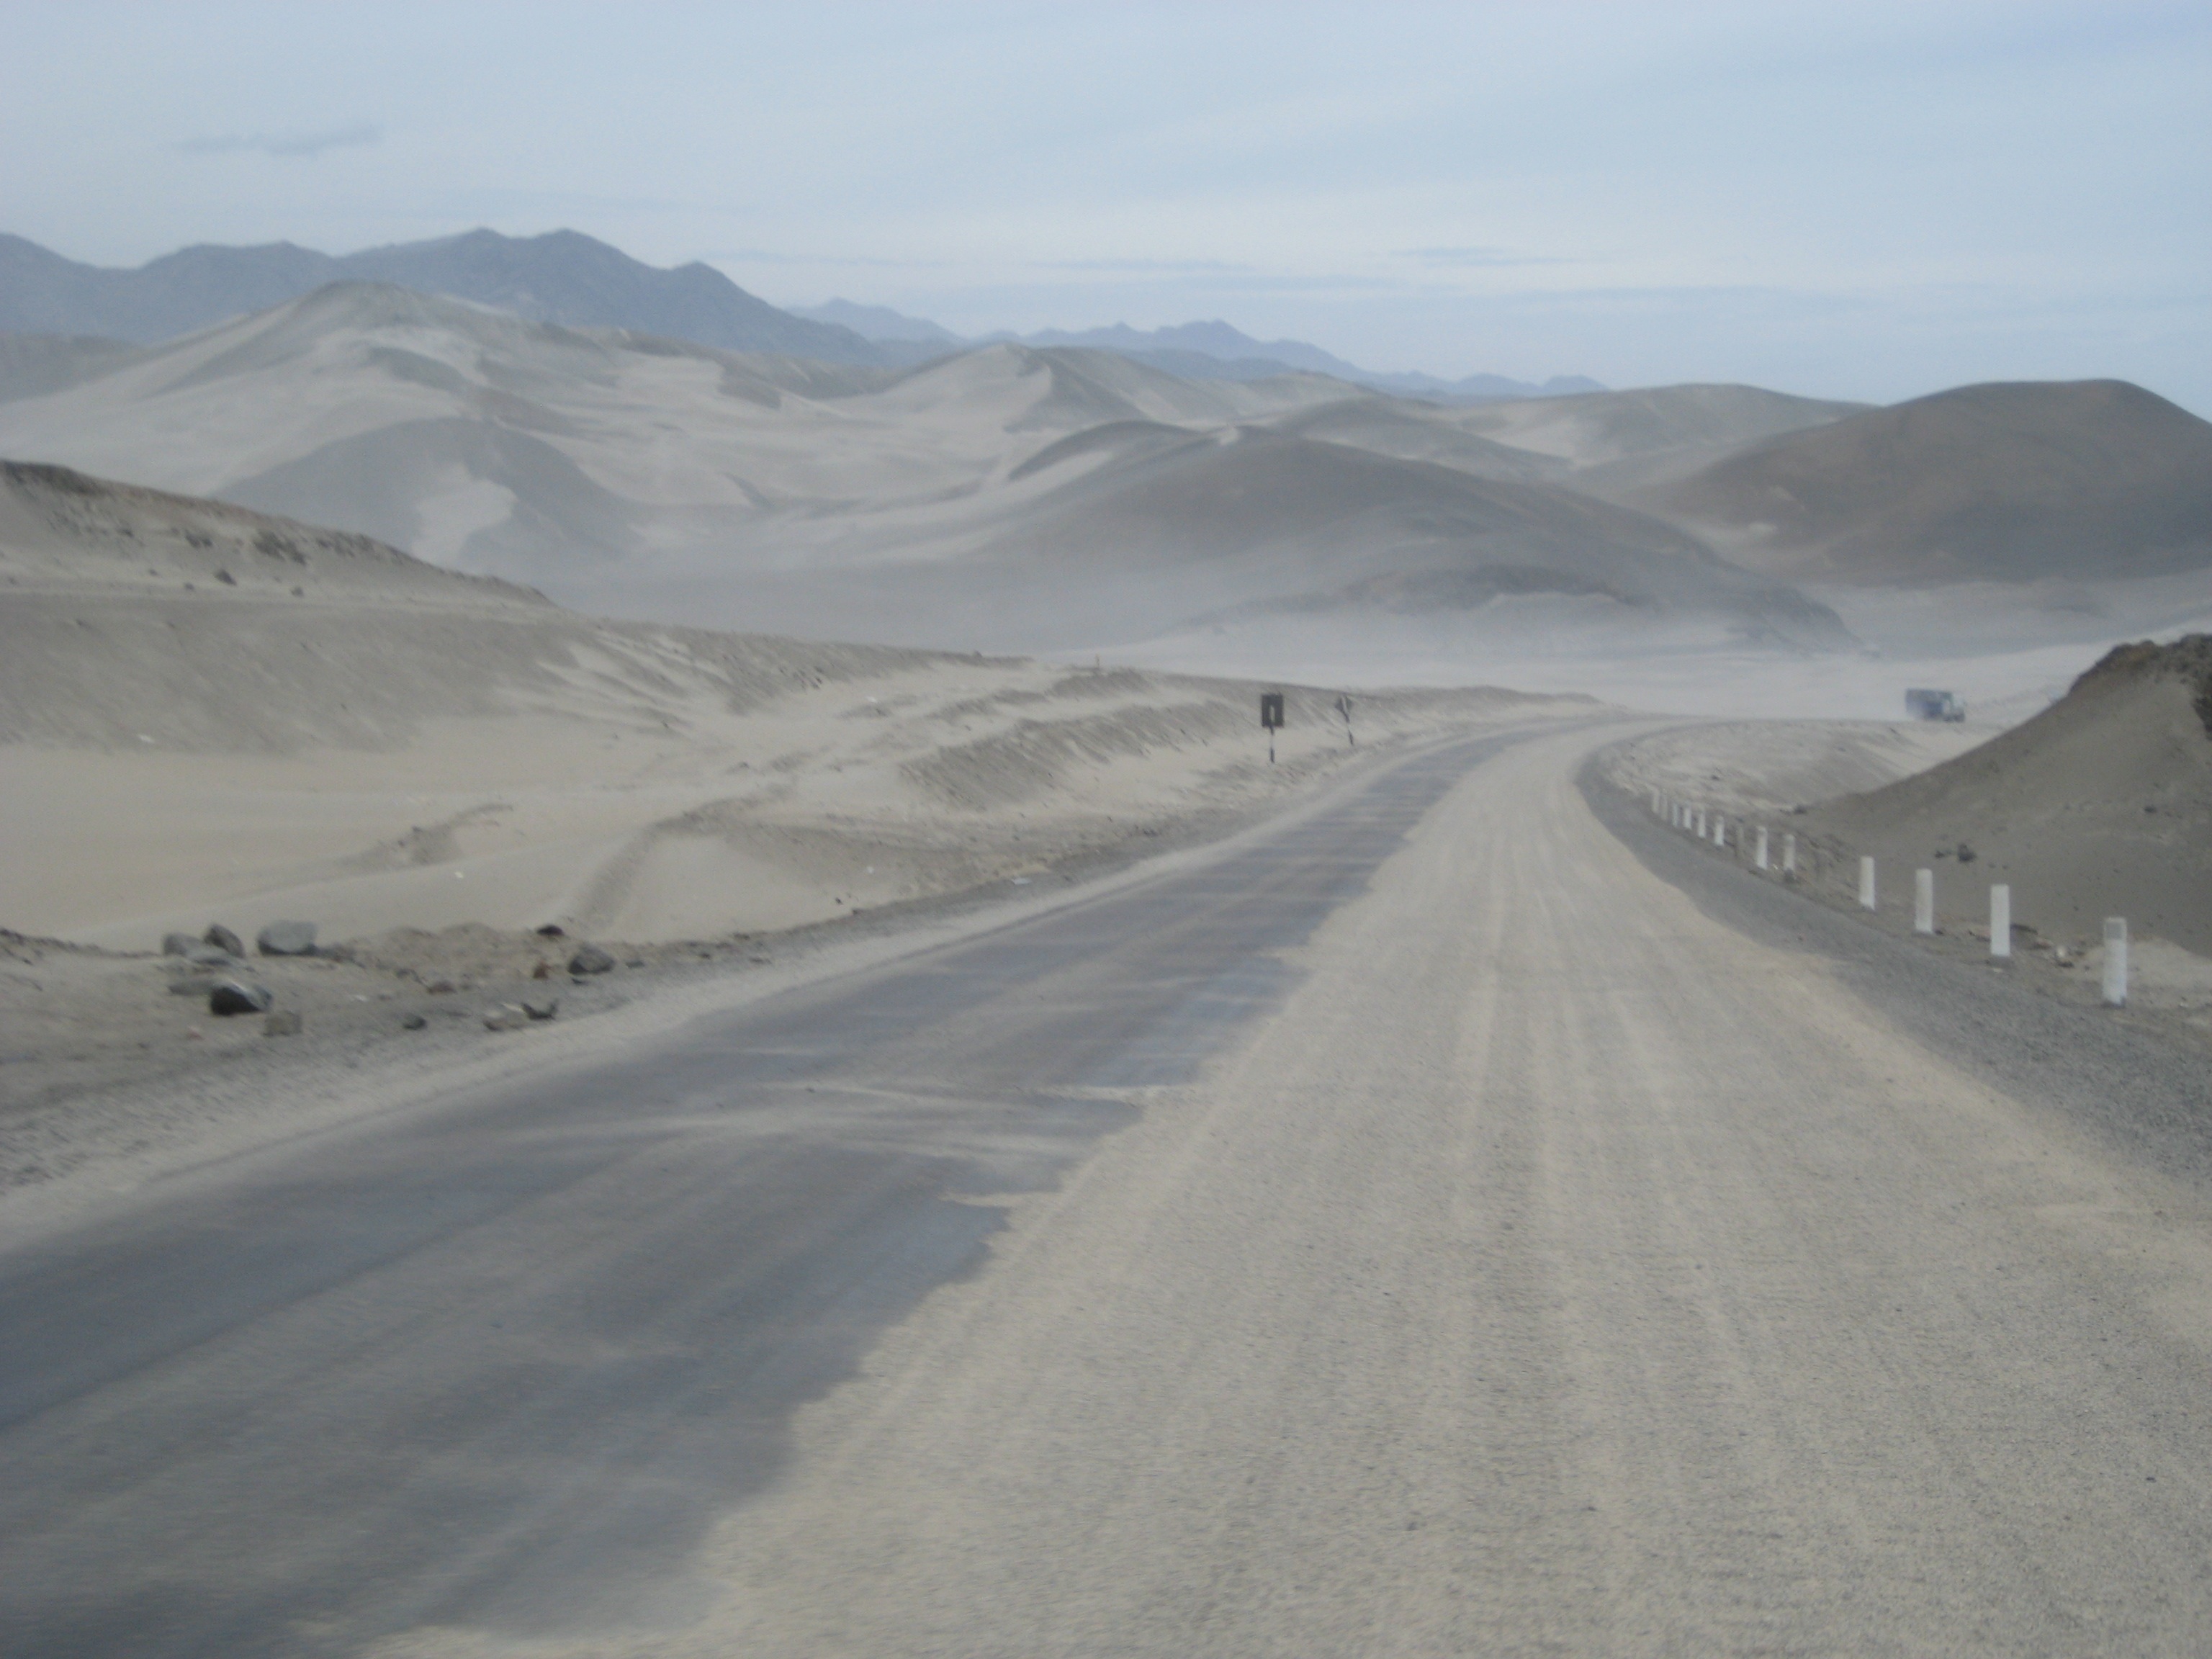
[6,1,2208,409]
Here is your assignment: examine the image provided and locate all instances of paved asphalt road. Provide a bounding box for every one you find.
[5,723,2212,1656]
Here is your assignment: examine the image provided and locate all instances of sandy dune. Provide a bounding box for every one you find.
[1655,379,2212,584]
[0,462,1580,1118]
[0,287,1851,663]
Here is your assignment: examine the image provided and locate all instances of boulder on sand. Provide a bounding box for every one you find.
[482,1004,529,1031]
[256,920,318,956]
[203,924,245,956]
[210,980,274,1016]
[162,932,197,956]
[567,943,616,976]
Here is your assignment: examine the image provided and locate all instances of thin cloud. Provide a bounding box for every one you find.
[714,248,941,269]
[178,122,381,159]
[1040,258,1254,274]
[1398,246,1575,268]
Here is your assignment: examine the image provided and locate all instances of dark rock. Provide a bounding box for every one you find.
[401,1012,428,1030]
[522,998,559,1021]
[162,932,197,956]
[535,923,567,938]
[425,979,457,995]
[1956,842,1977,863]
[214,569,235,585]
[203,924,244,956]
[256,920,318,956]
[568,943,616,975]
[209,980,274,1016]
[531,962,552,980]
[264,1010,303,1037]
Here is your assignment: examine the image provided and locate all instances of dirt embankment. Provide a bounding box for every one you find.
[1600,641,2212,1046]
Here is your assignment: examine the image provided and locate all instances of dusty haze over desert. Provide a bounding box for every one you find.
[6,6,2212,1656]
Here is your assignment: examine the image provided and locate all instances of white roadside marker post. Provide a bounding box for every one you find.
[1696,807,1707,839]
[1783,833,1797,875]
[1859,856,1877,910]
[1755,826,1769,871]
[1914,868,1935,935]
[1990,884,2011,958]
[1714,816,1727,848]
[2103,918,2129,1007]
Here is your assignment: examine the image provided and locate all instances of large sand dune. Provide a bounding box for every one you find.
[0,287,1851,667]
[1656,380,2212,584]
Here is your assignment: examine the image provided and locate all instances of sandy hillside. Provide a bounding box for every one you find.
[1654,380,2212,584]
[1444,382,1869,493]
[1598,716,1999,822]
[0,287,1851,665]
[0,462,1581,1119]
[1779,635,2212,957]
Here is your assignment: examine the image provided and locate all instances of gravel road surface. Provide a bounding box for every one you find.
[5,722,2212,1657]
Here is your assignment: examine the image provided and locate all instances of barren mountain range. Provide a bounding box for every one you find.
[3,228,2208,683]
[1,229,1596,395]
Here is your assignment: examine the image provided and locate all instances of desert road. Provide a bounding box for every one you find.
[5,723,2212,1656]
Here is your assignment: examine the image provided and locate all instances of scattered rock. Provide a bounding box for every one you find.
[1956,842,1977,864]
[425,979,457,995]
[203,924,244,956]
[264,1010,304,1037]
[535,923,567,938]
[567,943,616,976]
[482,1004,529,1031]
[624,958,644,968]
[181,941,233,966]
[209,980,274,1016]
[161,932,197,956]
[522,998,559,1021]
[401,1012,428,1030]
[214,568,235,585]
[256,920,318,956]
[531,962,552,980]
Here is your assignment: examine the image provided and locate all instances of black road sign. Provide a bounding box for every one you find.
[1259,693,1285,729]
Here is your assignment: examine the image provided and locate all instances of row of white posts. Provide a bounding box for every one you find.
[1649,788,2128,1006]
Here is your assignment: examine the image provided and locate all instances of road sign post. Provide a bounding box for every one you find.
[1260,691,1284,764]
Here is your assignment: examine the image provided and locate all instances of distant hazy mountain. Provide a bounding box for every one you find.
[0,229,892,364]
[786,299,964,346]
[5,225,1595,395]
[1003,319,1602,403]
[795,302,1599,402]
